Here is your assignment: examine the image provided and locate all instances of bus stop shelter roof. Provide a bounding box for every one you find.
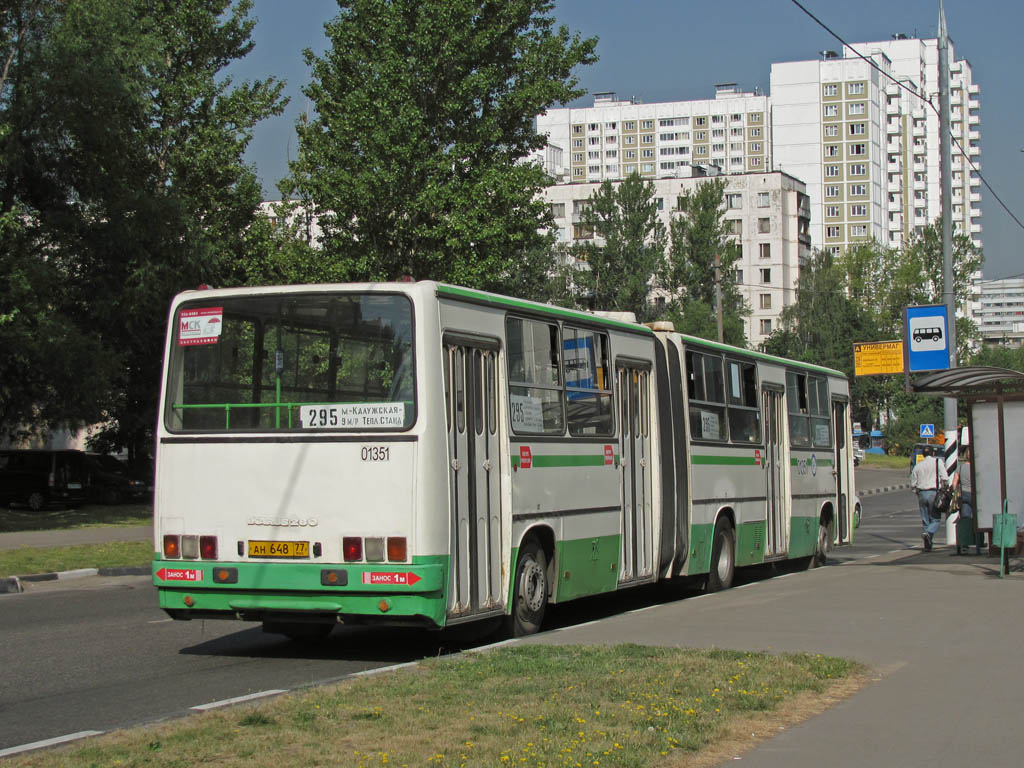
[910,366,1024,398]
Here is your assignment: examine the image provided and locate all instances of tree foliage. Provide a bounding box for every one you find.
[662,177,748,345]
[290,0,597,290]
[1,0,285,459]
[567,173,666,320]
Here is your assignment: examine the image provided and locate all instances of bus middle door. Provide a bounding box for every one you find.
[617,364,654,584]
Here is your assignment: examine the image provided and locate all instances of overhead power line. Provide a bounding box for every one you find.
[787,0,1024,234]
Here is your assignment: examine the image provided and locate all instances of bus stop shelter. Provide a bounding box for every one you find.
[910,366,1024,550]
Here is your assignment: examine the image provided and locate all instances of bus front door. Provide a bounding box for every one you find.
[617,365,654,585]
[445,342,504,623]
[762,386,788,557]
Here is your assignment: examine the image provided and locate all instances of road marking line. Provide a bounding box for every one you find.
[191,689,287,711]
[147,618,174,623]
[0,731,104,758]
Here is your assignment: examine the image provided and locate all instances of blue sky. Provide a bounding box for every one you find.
[230,0,1022,279]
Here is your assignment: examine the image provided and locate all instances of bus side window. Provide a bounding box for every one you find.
[727,360,761,443]
[685,350,727,441]
[786,371,810,446]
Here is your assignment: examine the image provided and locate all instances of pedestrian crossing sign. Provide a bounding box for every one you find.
[920,423,935,438]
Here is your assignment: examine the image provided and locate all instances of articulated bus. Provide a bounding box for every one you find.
[154,281,856,639]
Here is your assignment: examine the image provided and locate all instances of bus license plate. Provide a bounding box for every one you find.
[248,540,309,558]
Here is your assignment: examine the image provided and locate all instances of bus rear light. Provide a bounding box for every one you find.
[163,535,180,558]
[213,567,237,584]
[387,537,407,562]
[181,535,199,559]
[320,569,349,586]
[364,537,385,562]
[343,537,362,562]
[200,536,218,560]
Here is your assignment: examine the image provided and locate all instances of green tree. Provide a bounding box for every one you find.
[290,0,596,288]
[567,173,666,320]
[661,177,748,345]
[1,0,285,460]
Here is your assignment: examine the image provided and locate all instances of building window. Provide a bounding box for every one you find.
[849,123,866,136]
[588,123,599,131]
[847,82,865,95]
[641,134,654,144]
[694,131,707,141]
[849,183,866,196]
[572,167,584,177]
[588,137,600,146]
[731,127,744,137]
[824,104,838,117]
[848,102,866,116]
[736,269,744,284]
[572,125,584,135]
[605,122,616,130]
[695,116,706,126]
[727,193,742,209]
[749,157,762,167]
[850,224,868,237]
[759,245,771,261]
[606,135,617,144]
[826,205,840,217]
[623,121,635,130]
[825,125,839,137]
[727,219,742,235]
[694,145,707,155]
[749,142,762,152]
[712,128,725,138]
[640,120,653,129]
[760,293,772,309]
[825,185,840,198]
[712,143,725,153]
[757,192,770,207]
[823,84,838,96]
[760,319,772,336]
[825,165,840,177]
[758,218,770,233]
[849,143,866,156]
[850,204,867,217]
[827,246,841,256]
[640,163,654,173]
[572,139,583,148]
[641,149,654,158]
[849,163,866,176]
[712,114,724,124]
[573,223,594,239]
[550,203,565,218]
[825,145,839,157]
[624,135,635,145]
[826,226,840,238]
[624,150,635,159]
[748,112,763,123]
[749,127,762,138]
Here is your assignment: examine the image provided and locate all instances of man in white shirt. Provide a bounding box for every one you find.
[910,445,949,550]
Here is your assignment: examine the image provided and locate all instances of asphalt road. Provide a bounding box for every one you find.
[0,481,922,754]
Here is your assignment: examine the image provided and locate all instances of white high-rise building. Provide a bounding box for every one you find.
[770,38,981,255]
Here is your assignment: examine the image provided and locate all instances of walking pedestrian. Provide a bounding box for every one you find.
[910,445,949,550]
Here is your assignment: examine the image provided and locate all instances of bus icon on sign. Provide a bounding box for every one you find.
[913,327,943,344]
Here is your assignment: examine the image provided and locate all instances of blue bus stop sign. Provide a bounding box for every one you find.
[904,305,951,373]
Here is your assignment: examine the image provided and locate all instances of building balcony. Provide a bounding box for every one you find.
[968,144,980,156]
[886,101,900,115]
[887,181,902,194]
[968,99,980,110]
[970,207,981,218]
[968,113,980,125]
[970,192,981,203]
[968,83,979,95]
[968,130,980,141]
[970,222,982,233]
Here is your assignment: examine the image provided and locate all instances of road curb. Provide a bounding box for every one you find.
[13,565,151,585]
[1,576,22,593]
[860,483,911,496]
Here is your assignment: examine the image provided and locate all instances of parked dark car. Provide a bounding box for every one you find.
[0,449,91,510]
[85,454,153,505]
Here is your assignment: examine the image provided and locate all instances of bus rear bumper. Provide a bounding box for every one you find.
[153,558,448,628]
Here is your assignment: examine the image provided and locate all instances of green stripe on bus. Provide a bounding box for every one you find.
[437,284,654,334]
[691,455,760,466]
[512,454,618,468]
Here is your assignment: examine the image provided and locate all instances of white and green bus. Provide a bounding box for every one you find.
[154,281,857,639]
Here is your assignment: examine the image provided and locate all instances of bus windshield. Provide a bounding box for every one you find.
[164,292,415,432]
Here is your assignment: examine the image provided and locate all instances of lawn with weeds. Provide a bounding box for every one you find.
[859,453,907,470]
[0,541,153,577]
[0,502,152,533]
[5,644,865,768]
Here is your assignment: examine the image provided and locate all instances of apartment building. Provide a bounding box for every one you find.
[540,169,811,347]
[770,37,981,255]
[970,276,1024,348]
[536,85,771,185]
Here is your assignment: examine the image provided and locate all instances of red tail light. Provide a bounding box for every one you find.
[200,536,218,559]
[163,535,180,558]
[343,537,362,562]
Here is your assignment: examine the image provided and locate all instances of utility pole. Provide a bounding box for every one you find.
[938,0,958,479]
[714,252,723,343]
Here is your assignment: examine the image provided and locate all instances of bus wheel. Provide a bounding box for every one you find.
[506,538,548,637]
[707,519,735,592]
[27,492,46,511]
[810,518,835,568]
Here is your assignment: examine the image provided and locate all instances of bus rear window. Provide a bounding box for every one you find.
[164,293,415,432]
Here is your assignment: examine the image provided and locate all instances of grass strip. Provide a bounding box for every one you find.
[0,503,152,533]
[0,541,153,577]
[4,644,864,767]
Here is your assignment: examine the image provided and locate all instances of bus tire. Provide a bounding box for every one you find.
[27,491,46,511]
[707,519,735,592]
[505,538,548,637]
[810,518,835,568]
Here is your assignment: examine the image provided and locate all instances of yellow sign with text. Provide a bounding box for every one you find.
[854,340,905,376]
